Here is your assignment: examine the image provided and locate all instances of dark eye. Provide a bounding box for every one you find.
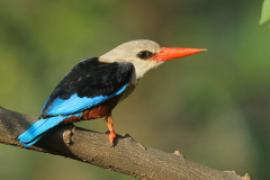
[137,50,153,59]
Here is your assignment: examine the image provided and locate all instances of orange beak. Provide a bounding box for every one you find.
[153,47,207,62]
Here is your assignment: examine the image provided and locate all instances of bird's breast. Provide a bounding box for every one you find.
[62,96,120,124]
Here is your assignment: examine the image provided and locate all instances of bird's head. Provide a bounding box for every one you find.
[100,39,206,79]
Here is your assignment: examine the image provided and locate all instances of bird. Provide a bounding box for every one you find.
[17,39,206,147]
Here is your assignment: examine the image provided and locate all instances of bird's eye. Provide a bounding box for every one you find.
[137,50,154,60]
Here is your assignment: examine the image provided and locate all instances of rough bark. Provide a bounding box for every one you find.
[0,107,250,180]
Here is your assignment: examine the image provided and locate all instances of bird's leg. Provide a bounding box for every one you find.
[105,114,117,145]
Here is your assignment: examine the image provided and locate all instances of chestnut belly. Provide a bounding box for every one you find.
[62,97,119,124]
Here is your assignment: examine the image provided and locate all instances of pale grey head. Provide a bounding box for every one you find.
[100,39,206,79]
[100,39,163,79]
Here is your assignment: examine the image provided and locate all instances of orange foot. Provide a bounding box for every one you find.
[108,130,117,145]
[106,114,117,146]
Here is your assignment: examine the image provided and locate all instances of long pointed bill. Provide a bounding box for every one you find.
[153,47,207,62]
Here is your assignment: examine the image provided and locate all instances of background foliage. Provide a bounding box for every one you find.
[0,0,270,179]
[261,0,270,26]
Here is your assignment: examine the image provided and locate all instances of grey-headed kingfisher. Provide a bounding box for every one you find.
[18,39,206,147]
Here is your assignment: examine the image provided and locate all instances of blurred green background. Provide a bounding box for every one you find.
[0,0,269,179]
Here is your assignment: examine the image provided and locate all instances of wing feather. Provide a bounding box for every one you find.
[42,58,134,116]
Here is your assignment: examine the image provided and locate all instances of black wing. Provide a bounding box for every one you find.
[41,57,134,117]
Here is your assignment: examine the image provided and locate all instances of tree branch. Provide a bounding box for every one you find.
[0,107,249,180]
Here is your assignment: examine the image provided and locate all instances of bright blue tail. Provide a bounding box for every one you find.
[17,116,66,147]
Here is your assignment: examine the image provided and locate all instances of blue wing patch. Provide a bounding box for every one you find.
[45,84,128,116]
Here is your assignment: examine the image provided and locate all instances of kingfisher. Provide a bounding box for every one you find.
[18,39,206,147]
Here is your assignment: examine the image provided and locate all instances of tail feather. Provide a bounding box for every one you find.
[21,135,42,147]
[18,116,66,147]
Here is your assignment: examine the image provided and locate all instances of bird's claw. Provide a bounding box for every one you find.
[108,132,117,146]
[106,130,117,146]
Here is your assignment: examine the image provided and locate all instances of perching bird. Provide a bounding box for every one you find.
[18,39,206,147]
